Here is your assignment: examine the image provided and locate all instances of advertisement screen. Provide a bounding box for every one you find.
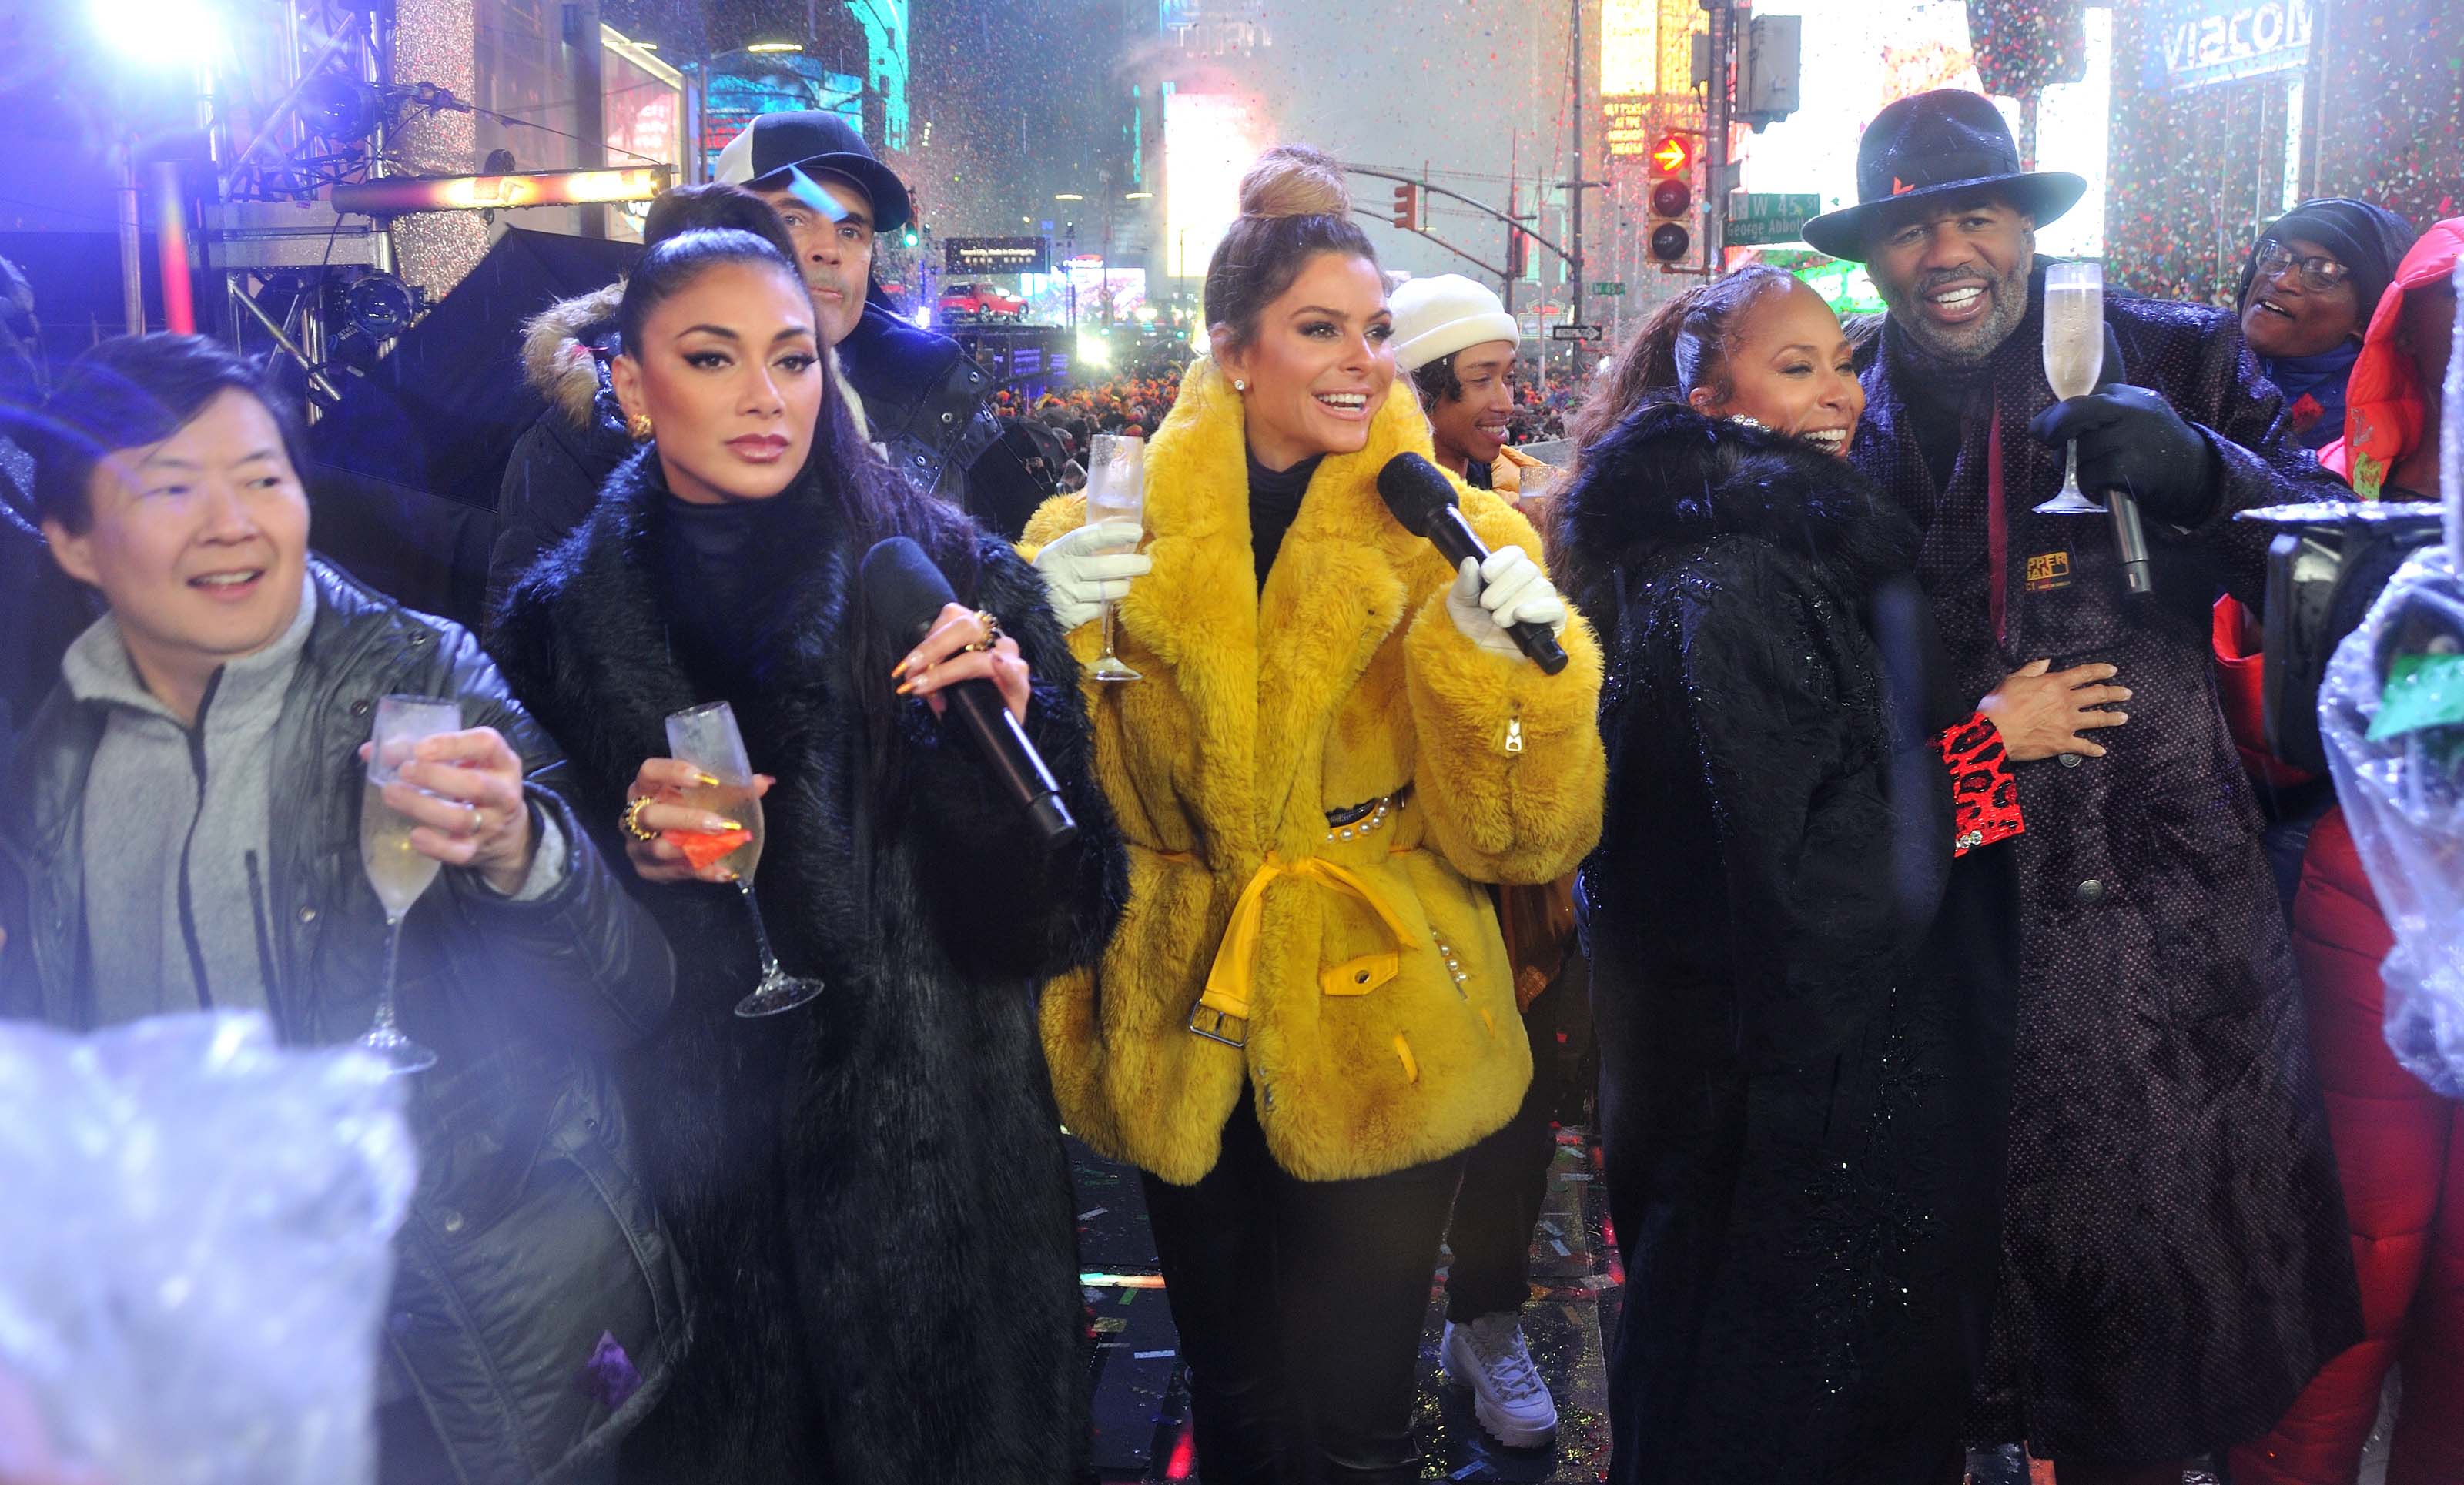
[1017,266,1150,326]
[1165,90,1267,279]
[602,29,682,243]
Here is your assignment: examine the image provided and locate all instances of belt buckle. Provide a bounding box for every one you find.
[1187,1004,1248,1048]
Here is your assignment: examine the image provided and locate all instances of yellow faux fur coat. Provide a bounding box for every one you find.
[1020,359,1605,1186]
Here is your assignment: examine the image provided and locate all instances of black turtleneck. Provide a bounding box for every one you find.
[1247,447,1325,590]
[656,490,825,687]
[1883,327,1978,500]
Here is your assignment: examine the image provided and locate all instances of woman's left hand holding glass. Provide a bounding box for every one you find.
[895,603,1032,723]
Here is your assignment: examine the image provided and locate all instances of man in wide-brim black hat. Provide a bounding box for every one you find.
[1810,89,2361,1480]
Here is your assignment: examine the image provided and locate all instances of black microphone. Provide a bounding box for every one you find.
[1374,452,1570,674]
[859,537,1079,850]
[2095,321,2154,595]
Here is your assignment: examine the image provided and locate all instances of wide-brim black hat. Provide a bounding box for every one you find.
[713,111,912,235]
[1801,89,2084,262]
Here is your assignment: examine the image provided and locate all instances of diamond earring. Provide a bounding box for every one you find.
[1232,379,1247,393]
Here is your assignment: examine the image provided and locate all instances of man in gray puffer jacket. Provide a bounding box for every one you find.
[1,333,681,1485]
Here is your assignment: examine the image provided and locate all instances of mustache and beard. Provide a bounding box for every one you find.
[1878,229,2037,367]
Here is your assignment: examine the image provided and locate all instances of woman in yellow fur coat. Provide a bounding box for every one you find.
[1021,145,1604,1483]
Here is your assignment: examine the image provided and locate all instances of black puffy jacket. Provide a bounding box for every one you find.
[1,560,683,1485]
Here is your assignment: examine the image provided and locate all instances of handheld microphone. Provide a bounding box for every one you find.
[859,537,1079,850]
[2095,322,2154,595]
[1374,452,1570,675]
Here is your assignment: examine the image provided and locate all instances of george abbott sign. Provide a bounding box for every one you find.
[2148,0,2315,91]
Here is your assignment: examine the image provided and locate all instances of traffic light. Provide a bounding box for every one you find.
[1647,134,1695,267]
[902,226,919,248]
[1391,182,1418,229]
[1506,228,1528,279]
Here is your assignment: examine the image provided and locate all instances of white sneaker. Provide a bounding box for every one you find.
[1441,1313,1558,1448]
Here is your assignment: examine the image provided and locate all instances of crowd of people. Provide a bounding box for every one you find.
[0,79,2457,1485]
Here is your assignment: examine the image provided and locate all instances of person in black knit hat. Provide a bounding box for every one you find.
[2235,197,2419,450]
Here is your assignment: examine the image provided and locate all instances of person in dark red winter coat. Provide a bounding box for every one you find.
[2231,217,2464,1485]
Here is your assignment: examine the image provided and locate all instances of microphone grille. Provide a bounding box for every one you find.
[859,536,959,640]
[1374,451,1457,539]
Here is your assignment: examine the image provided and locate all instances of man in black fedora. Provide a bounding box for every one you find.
[1807,89,2359,1480]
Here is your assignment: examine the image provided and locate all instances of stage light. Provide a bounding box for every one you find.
[1076,333,1113,369]
[94,0,224,70]
[330,166,669,216]
[342,273,419,341]
[745,42,801,53]
[299,72,383,143]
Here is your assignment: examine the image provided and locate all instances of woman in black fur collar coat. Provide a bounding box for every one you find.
[488,219,1125,1483]
[1551,268,2017,1483]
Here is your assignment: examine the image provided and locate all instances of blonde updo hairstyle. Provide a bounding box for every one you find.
[1204,145,1381,355]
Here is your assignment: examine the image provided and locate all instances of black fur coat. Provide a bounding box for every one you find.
[487,449,1127,1483]
[1562,403,2006,1483]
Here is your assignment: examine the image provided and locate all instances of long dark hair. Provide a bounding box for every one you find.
[618,226,984,811]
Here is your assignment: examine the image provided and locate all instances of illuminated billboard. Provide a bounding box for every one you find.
[1165,89,1267,279]
[1601,0,1657,97]
[1019,265,1151,324]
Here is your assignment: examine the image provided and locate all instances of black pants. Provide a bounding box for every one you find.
[1143,1089,1466,1485]
[1442,1057,1556,1323]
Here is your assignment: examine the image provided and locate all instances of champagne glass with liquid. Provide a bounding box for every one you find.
[2035,260,2107,515]
[1083,433,1146,684]
[664,701,823,1018]
[358,694,461,1075]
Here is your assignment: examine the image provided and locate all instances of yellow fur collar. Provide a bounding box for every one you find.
[1121,359,1460,860]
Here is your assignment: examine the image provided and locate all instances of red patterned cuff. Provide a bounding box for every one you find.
[1939,713,2024,856]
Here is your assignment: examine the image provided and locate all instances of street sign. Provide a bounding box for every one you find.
[1550,325,1605,343]
[1724,192,1823,248]
[1590,282,1626,296]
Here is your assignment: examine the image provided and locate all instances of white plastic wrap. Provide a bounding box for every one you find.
[2320,546,2464,1098]
[0,1012,417,1485]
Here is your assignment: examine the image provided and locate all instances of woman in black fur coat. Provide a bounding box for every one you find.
[488,216,1126,1483]
[1550,268,2017,1483]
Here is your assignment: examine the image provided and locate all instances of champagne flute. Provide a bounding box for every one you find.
[1083,433,1146,684]
[358,694,460,1075]
[664,701,823,1018]
[2035,260,2107,516]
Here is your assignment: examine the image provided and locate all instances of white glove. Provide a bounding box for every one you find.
[1446,550,1568,661]
[1033,520,1153,631]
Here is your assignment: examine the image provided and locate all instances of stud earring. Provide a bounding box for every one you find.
[1232,379,1247,393]
[627,412,654,442]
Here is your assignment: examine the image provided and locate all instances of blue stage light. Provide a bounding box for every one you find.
[92,0,226,71]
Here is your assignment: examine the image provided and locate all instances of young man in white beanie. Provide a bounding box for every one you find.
[1391,274,1546,496]
[1391,270,1568,1451]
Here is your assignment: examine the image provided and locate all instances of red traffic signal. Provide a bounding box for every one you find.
[1649,178,1694,219]
[1391,182,1419,229]
[1649,135,1692,176]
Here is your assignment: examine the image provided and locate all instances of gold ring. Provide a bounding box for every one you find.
[960,609,1004,654]
[621,794,659,842]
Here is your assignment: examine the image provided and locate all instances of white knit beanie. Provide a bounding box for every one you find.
[1388,275,1521,373]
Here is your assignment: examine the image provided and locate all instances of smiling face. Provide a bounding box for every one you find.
[611,258,825,506]
[1867,196,2037,366]
[1426,340,1518,472]
[1213,251,1395,471]
[2240,236,2365,359]
[45,386,310,708]
[1688,279,1863,458]
[754,175,875,346]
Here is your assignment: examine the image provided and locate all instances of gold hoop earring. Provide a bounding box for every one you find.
[627,413,654,442]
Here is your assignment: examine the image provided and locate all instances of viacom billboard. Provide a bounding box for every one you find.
[2148,0,2314,91]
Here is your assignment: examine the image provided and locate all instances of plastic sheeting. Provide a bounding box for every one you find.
[0,1012,416,1484]
[2321,546,2464,1098]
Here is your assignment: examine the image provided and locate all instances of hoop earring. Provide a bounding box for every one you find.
[627,413,654,442]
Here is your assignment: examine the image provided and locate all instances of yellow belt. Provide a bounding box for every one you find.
[1173,851,1416,1047]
